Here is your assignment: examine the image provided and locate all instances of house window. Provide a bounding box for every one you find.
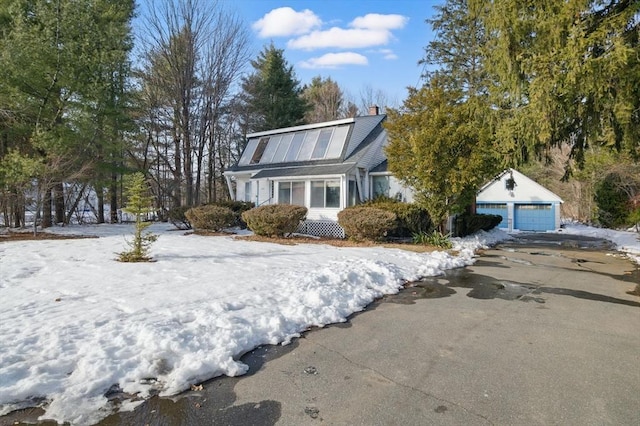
[278,181,305,206]
[250,137,269,164]
[372,175,390,198]
[311,180,340,208]
[244,181,252,202]
[348,180,359,206]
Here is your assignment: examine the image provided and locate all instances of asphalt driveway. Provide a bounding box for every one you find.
[5,233,639,425]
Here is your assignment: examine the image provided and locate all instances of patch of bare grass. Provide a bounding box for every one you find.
[234,234,439,252]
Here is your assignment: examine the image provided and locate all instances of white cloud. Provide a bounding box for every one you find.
[288,27,392,50]
[350,13,408,30]
[299,52,368,69]
[379,48,398,60]
[252,7,322,38]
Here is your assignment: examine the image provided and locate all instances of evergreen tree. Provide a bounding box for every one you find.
[385,78,497,230]
[240,43,308,132]
[475,0,640,166]
[118,172,157,262]
[385,0,500,229]
[0,0,135,226]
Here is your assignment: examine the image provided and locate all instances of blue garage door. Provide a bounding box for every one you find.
[476,203,508,228]
[514,204,554,231]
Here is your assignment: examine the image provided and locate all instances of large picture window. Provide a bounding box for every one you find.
[310,180,340,208]
[278,181,305,205]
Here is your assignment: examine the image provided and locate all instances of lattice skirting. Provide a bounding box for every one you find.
[297,220,345,238]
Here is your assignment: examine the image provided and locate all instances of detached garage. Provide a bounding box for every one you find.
[476,169,563,232]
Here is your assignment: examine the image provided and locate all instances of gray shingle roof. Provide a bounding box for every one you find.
[250,164,355,179]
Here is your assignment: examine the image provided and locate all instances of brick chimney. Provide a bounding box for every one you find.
[368,105,380,115]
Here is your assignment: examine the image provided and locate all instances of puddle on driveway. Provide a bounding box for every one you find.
[386,264,639,308]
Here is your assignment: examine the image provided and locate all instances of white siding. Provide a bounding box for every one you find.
[477,169,563,203]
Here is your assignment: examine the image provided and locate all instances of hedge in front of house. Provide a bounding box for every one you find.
[212,200,255,228]
[185,205,235,231]
[363,198,432,236]
[338,206,397,241]
[242,204,307,237]
[454,213,503,237]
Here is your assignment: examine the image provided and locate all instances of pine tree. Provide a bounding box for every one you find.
[385,0,500,229]
[240,43,308,132]
[475,0,640,165]
[118,173,157,262]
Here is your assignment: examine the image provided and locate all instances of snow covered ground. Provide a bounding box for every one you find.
[0,223,637,424]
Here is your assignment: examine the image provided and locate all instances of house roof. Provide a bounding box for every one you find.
[227,114,387,175]
[250,163,355,179]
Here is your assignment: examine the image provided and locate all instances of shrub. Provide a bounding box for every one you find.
[185,205,235,232]
[413,230,452,249]
[168,206,192,230]
[242,204,307,237]
[211,200,255,228]
[363,199,432,237]
[337,207,397,241]
[454,213,503,237]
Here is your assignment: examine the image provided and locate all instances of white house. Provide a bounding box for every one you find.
[224,109,413,237]
[476,169,563,231]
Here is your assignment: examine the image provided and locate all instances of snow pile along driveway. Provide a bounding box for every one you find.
[0,224,502,424]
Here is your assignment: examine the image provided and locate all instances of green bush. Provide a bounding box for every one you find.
[168,206,192,230]
[337,207,397,241]
[413,230,453,249]
[185,205,235,231]
[454,213,503,237]
[362,198,432,237]
[242,204,307,237]
[210,200,255,228]
[595,175,629,228]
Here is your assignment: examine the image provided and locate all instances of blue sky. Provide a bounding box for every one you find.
[229,0,442,106]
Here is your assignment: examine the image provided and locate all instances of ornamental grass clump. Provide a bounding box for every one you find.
[242,204,307,237]
[185,205,235,232]
[118,173,157,262]
[337,207,397,241]
[413,230,452,249]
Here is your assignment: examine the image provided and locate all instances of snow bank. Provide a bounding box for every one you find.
[0,224,492,424]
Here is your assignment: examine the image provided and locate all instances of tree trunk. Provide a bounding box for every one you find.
[42,187,52,228]
[54,182,65,224]
[110,172,118,223]
[97,186,105,224]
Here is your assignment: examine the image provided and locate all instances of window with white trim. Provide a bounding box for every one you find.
[278,181,305,206]
[311,180,340,208]
[244,181,252,202]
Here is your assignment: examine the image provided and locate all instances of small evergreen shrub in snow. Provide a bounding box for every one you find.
[185,205,235,231]
[168,206,192,230]
[338,207,397,241]
[118,173,157,262]
[242,204,307,237]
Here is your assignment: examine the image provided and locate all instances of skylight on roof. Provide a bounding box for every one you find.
[238,124,350,166]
